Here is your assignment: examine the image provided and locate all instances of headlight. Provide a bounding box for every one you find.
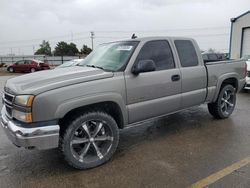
[12,109,32,123]
[14,95,34,107]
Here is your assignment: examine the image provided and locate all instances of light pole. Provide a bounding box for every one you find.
[91,31,94,50]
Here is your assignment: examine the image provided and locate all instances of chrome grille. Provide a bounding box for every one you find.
[2,92,14,118]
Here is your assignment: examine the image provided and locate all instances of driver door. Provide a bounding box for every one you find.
[125,40,182,124]
[14,60,24,71]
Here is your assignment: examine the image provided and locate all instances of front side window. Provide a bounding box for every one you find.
[16,60,24,65]
[78,41,139,71]
[136,40,175,71]
[175,40,199,67]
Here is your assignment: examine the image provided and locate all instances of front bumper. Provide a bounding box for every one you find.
[0,106,59,150]
[245,76,250,90]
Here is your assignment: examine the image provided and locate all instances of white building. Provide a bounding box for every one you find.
[229,10,250,59]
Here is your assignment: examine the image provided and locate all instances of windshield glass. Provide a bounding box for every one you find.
[78,41,139,71]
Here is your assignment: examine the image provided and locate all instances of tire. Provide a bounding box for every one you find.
[60,111,119,169]
[8,67,14,73]
[30,68,36,73]
[208,84,236,119]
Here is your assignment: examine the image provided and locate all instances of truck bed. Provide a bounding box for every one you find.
[205,59,246,102]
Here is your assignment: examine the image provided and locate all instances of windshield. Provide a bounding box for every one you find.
[78,41,139,71]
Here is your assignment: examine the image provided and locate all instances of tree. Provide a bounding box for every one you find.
[68,43,79,56]
[207,48,217,53]
[80,45,92,55]
[53,41,79,56]
[35,40,52,55]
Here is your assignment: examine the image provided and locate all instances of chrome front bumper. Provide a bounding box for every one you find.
[245,76,250,90]
[0,106,59,150]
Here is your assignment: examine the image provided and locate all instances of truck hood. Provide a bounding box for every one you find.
[5,66,114,95]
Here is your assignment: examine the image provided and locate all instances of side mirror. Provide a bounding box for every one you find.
[132,59,156,75]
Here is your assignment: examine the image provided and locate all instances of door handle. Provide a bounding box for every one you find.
[171,74,180,81]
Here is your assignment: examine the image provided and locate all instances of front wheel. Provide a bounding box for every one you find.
[208,84,236,119]
[8,67,14,73]
[60,112,119,169]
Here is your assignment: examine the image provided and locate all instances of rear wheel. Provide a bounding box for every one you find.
[208,84,236,119]
[30,68,36,73]
[60,112,119,169]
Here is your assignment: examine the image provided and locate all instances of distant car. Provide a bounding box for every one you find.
[245,58,250,90]
[202,53,228,63]
[7,59,50,73]
[56,59,85,68]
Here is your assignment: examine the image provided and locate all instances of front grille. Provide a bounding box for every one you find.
[5,105,12,117]
[4,93,14,103]
[2,92,15,118]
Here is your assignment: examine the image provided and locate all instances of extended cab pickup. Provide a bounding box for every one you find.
[1,37,246,169]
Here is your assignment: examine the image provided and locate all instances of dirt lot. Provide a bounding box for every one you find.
[0,75,250,188]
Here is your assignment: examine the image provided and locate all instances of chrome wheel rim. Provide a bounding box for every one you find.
[9,68,13,72]
[220,89,235,115]
[31,68,35,72]
[70,120,114,163]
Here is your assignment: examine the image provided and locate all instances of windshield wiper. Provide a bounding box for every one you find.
[86,64,104,70]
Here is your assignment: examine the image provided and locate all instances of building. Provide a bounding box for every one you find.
[229,10,250,59]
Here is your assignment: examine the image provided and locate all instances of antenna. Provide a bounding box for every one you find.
[131,33,137,39]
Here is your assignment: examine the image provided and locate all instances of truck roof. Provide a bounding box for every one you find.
[120,36,195,42]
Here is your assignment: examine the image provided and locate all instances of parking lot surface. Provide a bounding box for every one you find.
[0,75,250,188]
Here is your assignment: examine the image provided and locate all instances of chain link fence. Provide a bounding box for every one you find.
[0,55,85,67]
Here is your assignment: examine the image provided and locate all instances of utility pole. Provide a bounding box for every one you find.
[90,31,94,50]
[71,31,73,42]
[32,45,35,55]
[10,48,12,55]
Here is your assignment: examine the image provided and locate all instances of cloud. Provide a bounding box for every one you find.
[0,0,249,54]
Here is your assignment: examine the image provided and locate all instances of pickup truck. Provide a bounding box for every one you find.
[1,37,246,169]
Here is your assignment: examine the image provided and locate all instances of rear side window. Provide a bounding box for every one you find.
[136,40,175,71]
[174,40,199,67]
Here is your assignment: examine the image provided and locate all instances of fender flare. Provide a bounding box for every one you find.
[55,92,128,125]
[212,72,239,102]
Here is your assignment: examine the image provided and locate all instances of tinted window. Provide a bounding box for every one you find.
[136,40,175,71]
[174,40,199,67]
[208,54,218,61]
[16,60,24,65]
[24,60,31,64]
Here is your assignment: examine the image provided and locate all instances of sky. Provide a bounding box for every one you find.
[0,0,249,55]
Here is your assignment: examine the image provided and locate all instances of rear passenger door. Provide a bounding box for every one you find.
[125,40,182,123]
[174,40,207,108]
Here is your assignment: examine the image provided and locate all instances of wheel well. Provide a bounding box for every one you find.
[221,77,238,91]
[58,101,124,133]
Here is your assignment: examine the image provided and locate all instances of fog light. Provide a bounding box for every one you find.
[12,109,32,123]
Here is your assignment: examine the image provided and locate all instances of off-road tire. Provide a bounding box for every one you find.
[208,84,236,119]
[60,111,119,169]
